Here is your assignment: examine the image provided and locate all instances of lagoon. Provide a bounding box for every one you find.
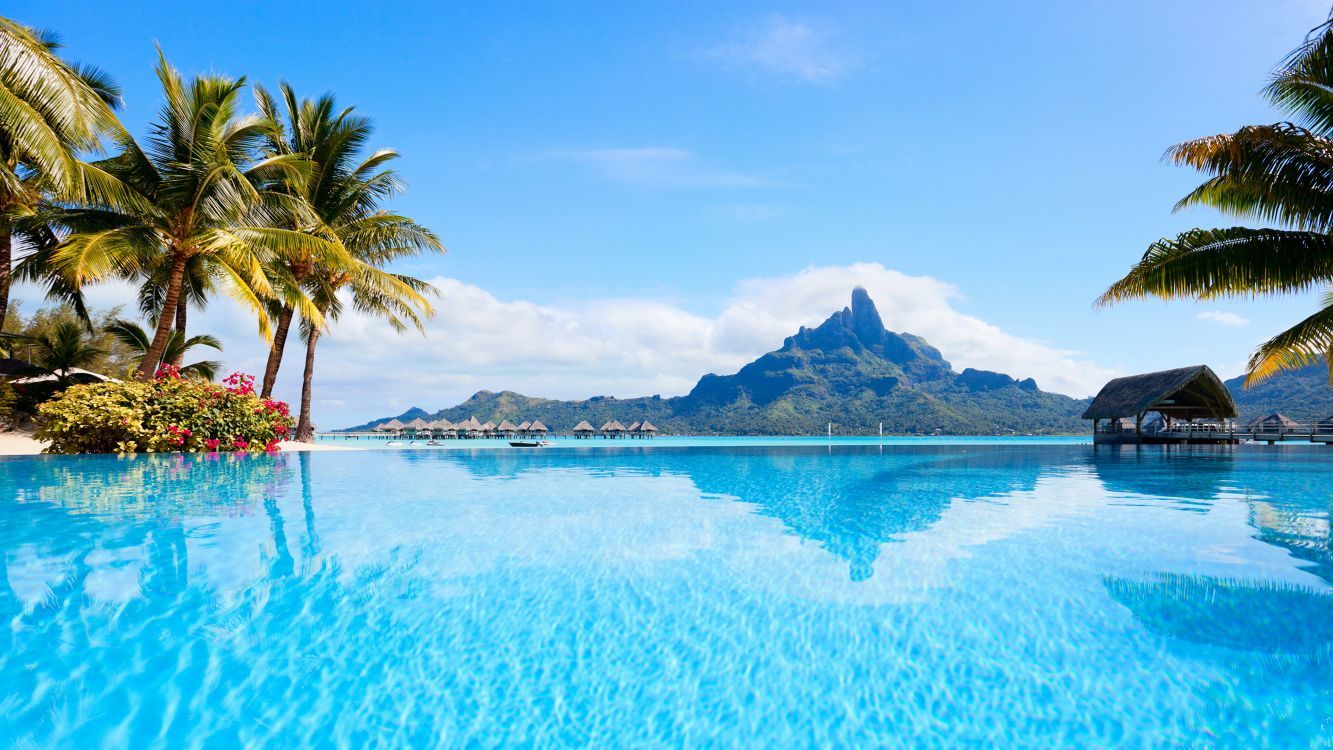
[2,443,1331,747]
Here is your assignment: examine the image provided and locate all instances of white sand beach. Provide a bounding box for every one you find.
[0,430,358,456]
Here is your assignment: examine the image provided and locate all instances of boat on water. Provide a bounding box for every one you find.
[509,440,548,448]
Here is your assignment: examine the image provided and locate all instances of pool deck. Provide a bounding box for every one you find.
[0,429,359,456]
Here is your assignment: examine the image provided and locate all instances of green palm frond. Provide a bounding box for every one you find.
[1099,227,1333,305]
[1245,290,1333,385]
[1267,18,1333,133]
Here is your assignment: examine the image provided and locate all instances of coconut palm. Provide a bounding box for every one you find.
[22,319,104,387]
[250,84,440,431]
[1099,16,1333,385]
[0,17,127,331]
[47,51,347,381]
[104,318,221,380]
[294,258,437,440]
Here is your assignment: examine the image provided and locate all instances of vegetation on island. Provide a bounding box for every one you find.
[348,289,1095,436]
[0,14,441,448]
[1100,16,1333,386]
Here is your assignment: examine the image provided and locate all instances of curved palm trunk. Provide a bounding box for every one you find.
[261,304,295,398]
[0,231,11,333]
[136,253,186,380]
[295,324,320,442]
[172,300,187,366]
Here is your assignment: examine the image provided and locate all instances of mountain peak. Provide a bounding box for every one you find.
[849,286,885,344]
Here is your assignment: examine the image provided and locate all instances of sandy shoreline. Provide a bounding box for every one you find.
[0,429,360,456]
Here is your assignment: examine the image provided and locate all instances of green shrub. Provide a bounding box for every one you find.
[0,380,15,425]
[35,369,294,454]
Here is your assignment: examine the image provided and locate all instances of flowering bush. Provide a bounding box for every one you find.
[35,369,294,454]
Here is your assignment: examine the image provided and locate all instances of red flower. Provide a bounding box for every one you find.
[205,438,220,450]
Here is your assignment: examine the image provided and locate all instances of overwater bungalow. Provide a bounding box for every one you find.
[637,420,658,438]
[429,418,456,437]
[403,417,432,437]
[1083,365,1239,445]
[516,421,531,434]
[601,420,628,439]
[627,421,641,435]
[455,416,483,438]
[1247,413,1302,433]
[497,420,519,437]
[572,420,596,438]
[375,418,406,434]
[528,420,549,435]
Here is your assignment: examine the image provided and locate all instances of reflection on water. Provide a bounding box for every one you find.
[1,445,1332,747]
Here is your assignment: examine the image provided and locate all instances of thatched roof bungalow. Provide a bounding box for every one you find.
[403,417,432,433]
[528,420,549,434]
[1083,365,1237,444]
[374,418,405,432]
[572,420,596,438]
[517,421,531,433]
[638,420,658,435]
[1247,413,1302,432]
[497,420,519,435]
[601,420,628,438]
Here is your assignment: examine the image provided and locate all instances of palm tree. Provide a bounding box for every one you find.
[47,51,347,381]
[104,318,221,380]
[1099,16,1333,385]
[22,320,104,387]
[249,84,440,436]
[0,17,126,331]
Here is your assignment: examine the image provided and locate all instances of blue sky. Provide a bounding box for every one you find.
[11,1,1332,425]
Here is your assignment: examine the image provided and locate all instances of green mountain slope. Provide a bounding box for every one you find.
[1226,360,1333,422]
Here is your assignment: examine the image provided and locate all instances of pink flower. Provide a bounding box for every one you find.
[205,438,220,450]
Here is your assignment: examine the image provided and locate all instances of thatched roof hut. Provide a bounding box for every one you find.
[458,417,483,434]
[601,420,627,434]
[627,421,641,432]
[517,421,531,432]
[481,421,497,433]
[374,418,405,432]
[572,420,596,434]
[404,417,432,432]
[1083,365,1237,422]
[430,418,455,431]
[528,420,549,433]
[497,420,519,433]
[638,420,658,434]
[1247,413,1302,431]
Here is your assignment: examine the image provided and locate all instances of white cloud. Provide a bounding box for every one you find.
[1196,310,1249,327]
[704,16,854,84]
[11,263,1117,428]
[548,147,786,189]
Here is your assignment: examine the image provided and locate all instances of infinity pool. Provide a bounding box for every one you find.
[2,444,1331,748]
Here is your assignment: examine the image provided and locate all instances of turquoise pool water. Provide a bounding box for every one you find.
[2,444,1331,748]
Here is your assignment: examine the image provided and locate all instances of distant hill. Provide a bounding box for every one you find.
[343,287,1091,435]
[1226,359,1333,422]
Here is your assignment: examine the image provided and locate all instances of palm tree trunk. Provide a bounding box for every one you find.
[0,230,11,333]
[172,299,187,366]
[261,304,295,398]
[136,253,186,381]
[295,324,320,442]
